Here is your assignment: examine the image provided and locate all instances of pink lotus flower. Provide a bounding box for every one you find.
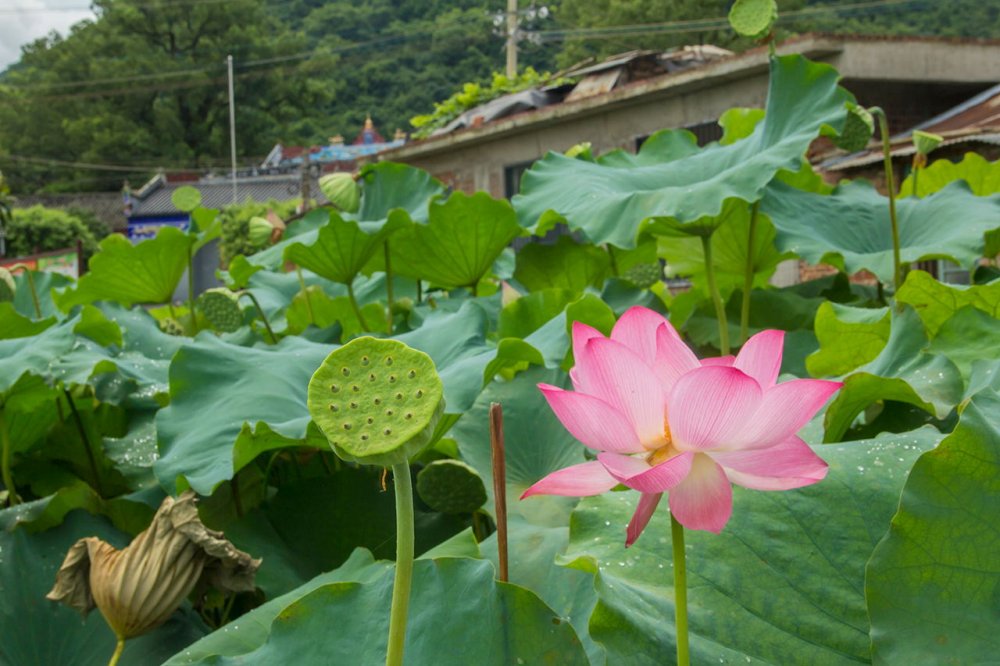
[521,306,841,544]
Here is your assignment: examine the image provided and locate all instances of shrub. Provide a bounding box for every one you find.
[7,205,99,259]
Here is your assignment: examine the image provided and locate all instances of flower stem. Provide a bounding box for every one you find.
[296,267,315,325]
[489,402,508,582]
[0,409,20,506]
[701,234,730,355]
[871,107,902,289]
[386,462,415,666]
[384,242,394,334]
[346,281,371,333]
[63,387,104,498]
[107,636,125,666]
[739,202,760,345]
[911,164,920,199]
[671,513,690,666]
[239,292,277,344]
[187,246,197,333]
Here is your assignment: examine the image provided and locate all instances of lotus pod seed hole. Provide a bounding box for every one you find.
[361,434,369,441]
[329,404,338,412]
[343,423,352,430]
[405,412,413,420]
[386,409,394,416]
[369,373,376,381]
[395,392,403,400]
[330,385,339,393]
[352,385,360,392]
[341,368,350,376]
[408,370,416,379]
[361,356,370,365]
[350,402,358,409]
[384,428,392,435]
[389,375,397,383]
[374,398,382,405]
[385,357,393,366]
[416,390,424,398]
[367,417,374,424]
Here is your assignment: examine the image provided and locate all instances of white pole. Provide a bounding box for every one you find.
[506,0,517,78]
[227,54,237,204]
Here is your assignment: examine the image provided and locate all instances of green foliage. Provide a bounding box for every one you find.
[410,67,552,138]
[7,205,98,259]
[899,152,1000,198]
[219,199,299,265]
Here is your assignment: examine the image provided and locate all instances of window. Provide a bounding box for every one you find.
[504,161,534,199]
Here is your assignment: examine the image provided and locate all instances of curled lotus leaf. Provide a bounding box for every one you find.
[416,459,488,514]
[308,337,444,467]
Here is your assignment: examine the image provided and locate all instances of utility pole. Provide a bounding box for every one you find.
[506,0,517,77]
[227,54,238,204]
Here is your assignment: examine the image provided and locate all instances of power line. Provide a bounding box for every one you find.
[0,0,263,14]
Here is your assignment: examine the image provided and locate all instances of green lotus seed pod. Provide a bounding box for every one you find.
[308,337,444,467]
[247,217,274,247]
[834,102,875,153]
[728,0,777,38]
[197,288,244,333]
[159,317,185,336]
[318,173,360,213]
[912,130,943,156]
[622,262,663,289]
[0,268,15,303]
[416,460,487,514]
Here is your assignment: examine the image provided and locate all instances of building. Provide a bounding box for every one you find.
[372,34,1000,199]
[260,115,405,175]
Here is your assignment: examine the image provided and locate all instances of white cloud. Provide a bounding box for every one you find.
[0,0,95,70]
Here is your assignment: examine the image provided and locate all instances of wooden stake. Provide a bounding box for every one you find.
[489,402,508,582]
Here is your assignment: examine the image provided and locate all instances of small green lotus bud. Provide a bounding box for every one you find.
[912,130,943,156]
[0,267,15,303]
[248,217,274,247]
[319,173,360,213]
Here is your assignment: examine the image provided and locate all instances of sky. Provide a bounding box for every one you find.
[0,0,95,70]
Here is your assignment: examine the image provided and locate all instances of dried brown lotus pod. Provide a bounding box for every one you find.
[46,491,259,642]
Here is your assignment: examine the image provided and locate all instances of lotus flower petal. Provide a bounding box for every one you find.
[539,384,645,454]
[668,366,762,451]
[734,329,785,388]
[712,435,829,490]
[732,378,842,450]
[668,454,733,533]
[598,451,694,493]
[521,460,619,498]
[626,492,662,547]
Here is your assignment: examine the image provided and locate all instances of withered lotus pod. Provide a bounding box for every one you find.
[46,491,259,642]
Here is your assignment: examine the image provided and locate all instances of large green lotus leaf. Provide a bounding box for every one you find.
[283,285,384,338]
[513,235,612,294]
[823,307,964,442]
[356,161,444,226]
[3,373,59,458]
[512,55,852,247]
[185,558,585,665]
[451,366,585,527]
[899,152,1000,197]
[0,302,55,340]
[561,428,942,664]
[0,509,207,666]
[0,479,153,535]
[11,270,72,320]
[927,306,1000,381]
[283,210,408,285]
[498,288,576,339]
[55,227,195,309]
[896,269,1000,337]
[156,304,499,494]
[389,191,523,289]
[806,302,891,377]
[764,179,1000,286]
[867,391,1000,663]
[718,107,765,145]
[0,315,76,393]
[658,200,792,297]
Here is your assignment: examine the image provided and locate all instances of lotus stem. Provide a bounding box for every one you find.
[671,513,690,666]
[346,282,371,333]
[384,242,394,334]
[739,202,760,345]
[911,164,920,199]
[239,292,277,344]
[187,246,197,333]
[63,387,105,498]
[386,462,415,666]
[489,402,508,582]
[871,107,902,290]
[108,636,125,666]
[10,264,41,318]
[296,267,315,325]
[701,234,730,355]
[0,409,20,506]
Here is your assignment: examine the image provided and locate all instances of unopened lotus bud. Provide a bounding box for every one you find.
[47,492,259,642]
[319,173,360,213]
[0,267,15,302]
[912,130,943,169]
[565,142,593,160]
[248,216,274,247]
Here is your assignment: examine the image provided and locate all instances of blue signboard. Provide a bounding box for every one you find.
[126,214,191,241]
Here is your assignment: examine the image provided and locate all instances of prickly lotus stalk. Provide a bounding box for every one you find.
[318,173,360,214]
[0,267,14,303]
[197,288,244,333]
[416,460,488,514]
[308,337,444,467]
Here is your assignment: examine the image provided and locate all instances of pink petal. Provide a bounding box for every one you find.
[700,356,735,366]
[668,454,733,533]
[574,337,667,448]
[626,493,662,547]
[734,330,784,388]
[520,461,618,498]
[711,436,828,490]
[598,451,693,493]
[538,384,645,454]
[653,324,700,392]
[611,306,670,366]
[667,366,762,451]
[571,321,604,359]
[731,378,842,450]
